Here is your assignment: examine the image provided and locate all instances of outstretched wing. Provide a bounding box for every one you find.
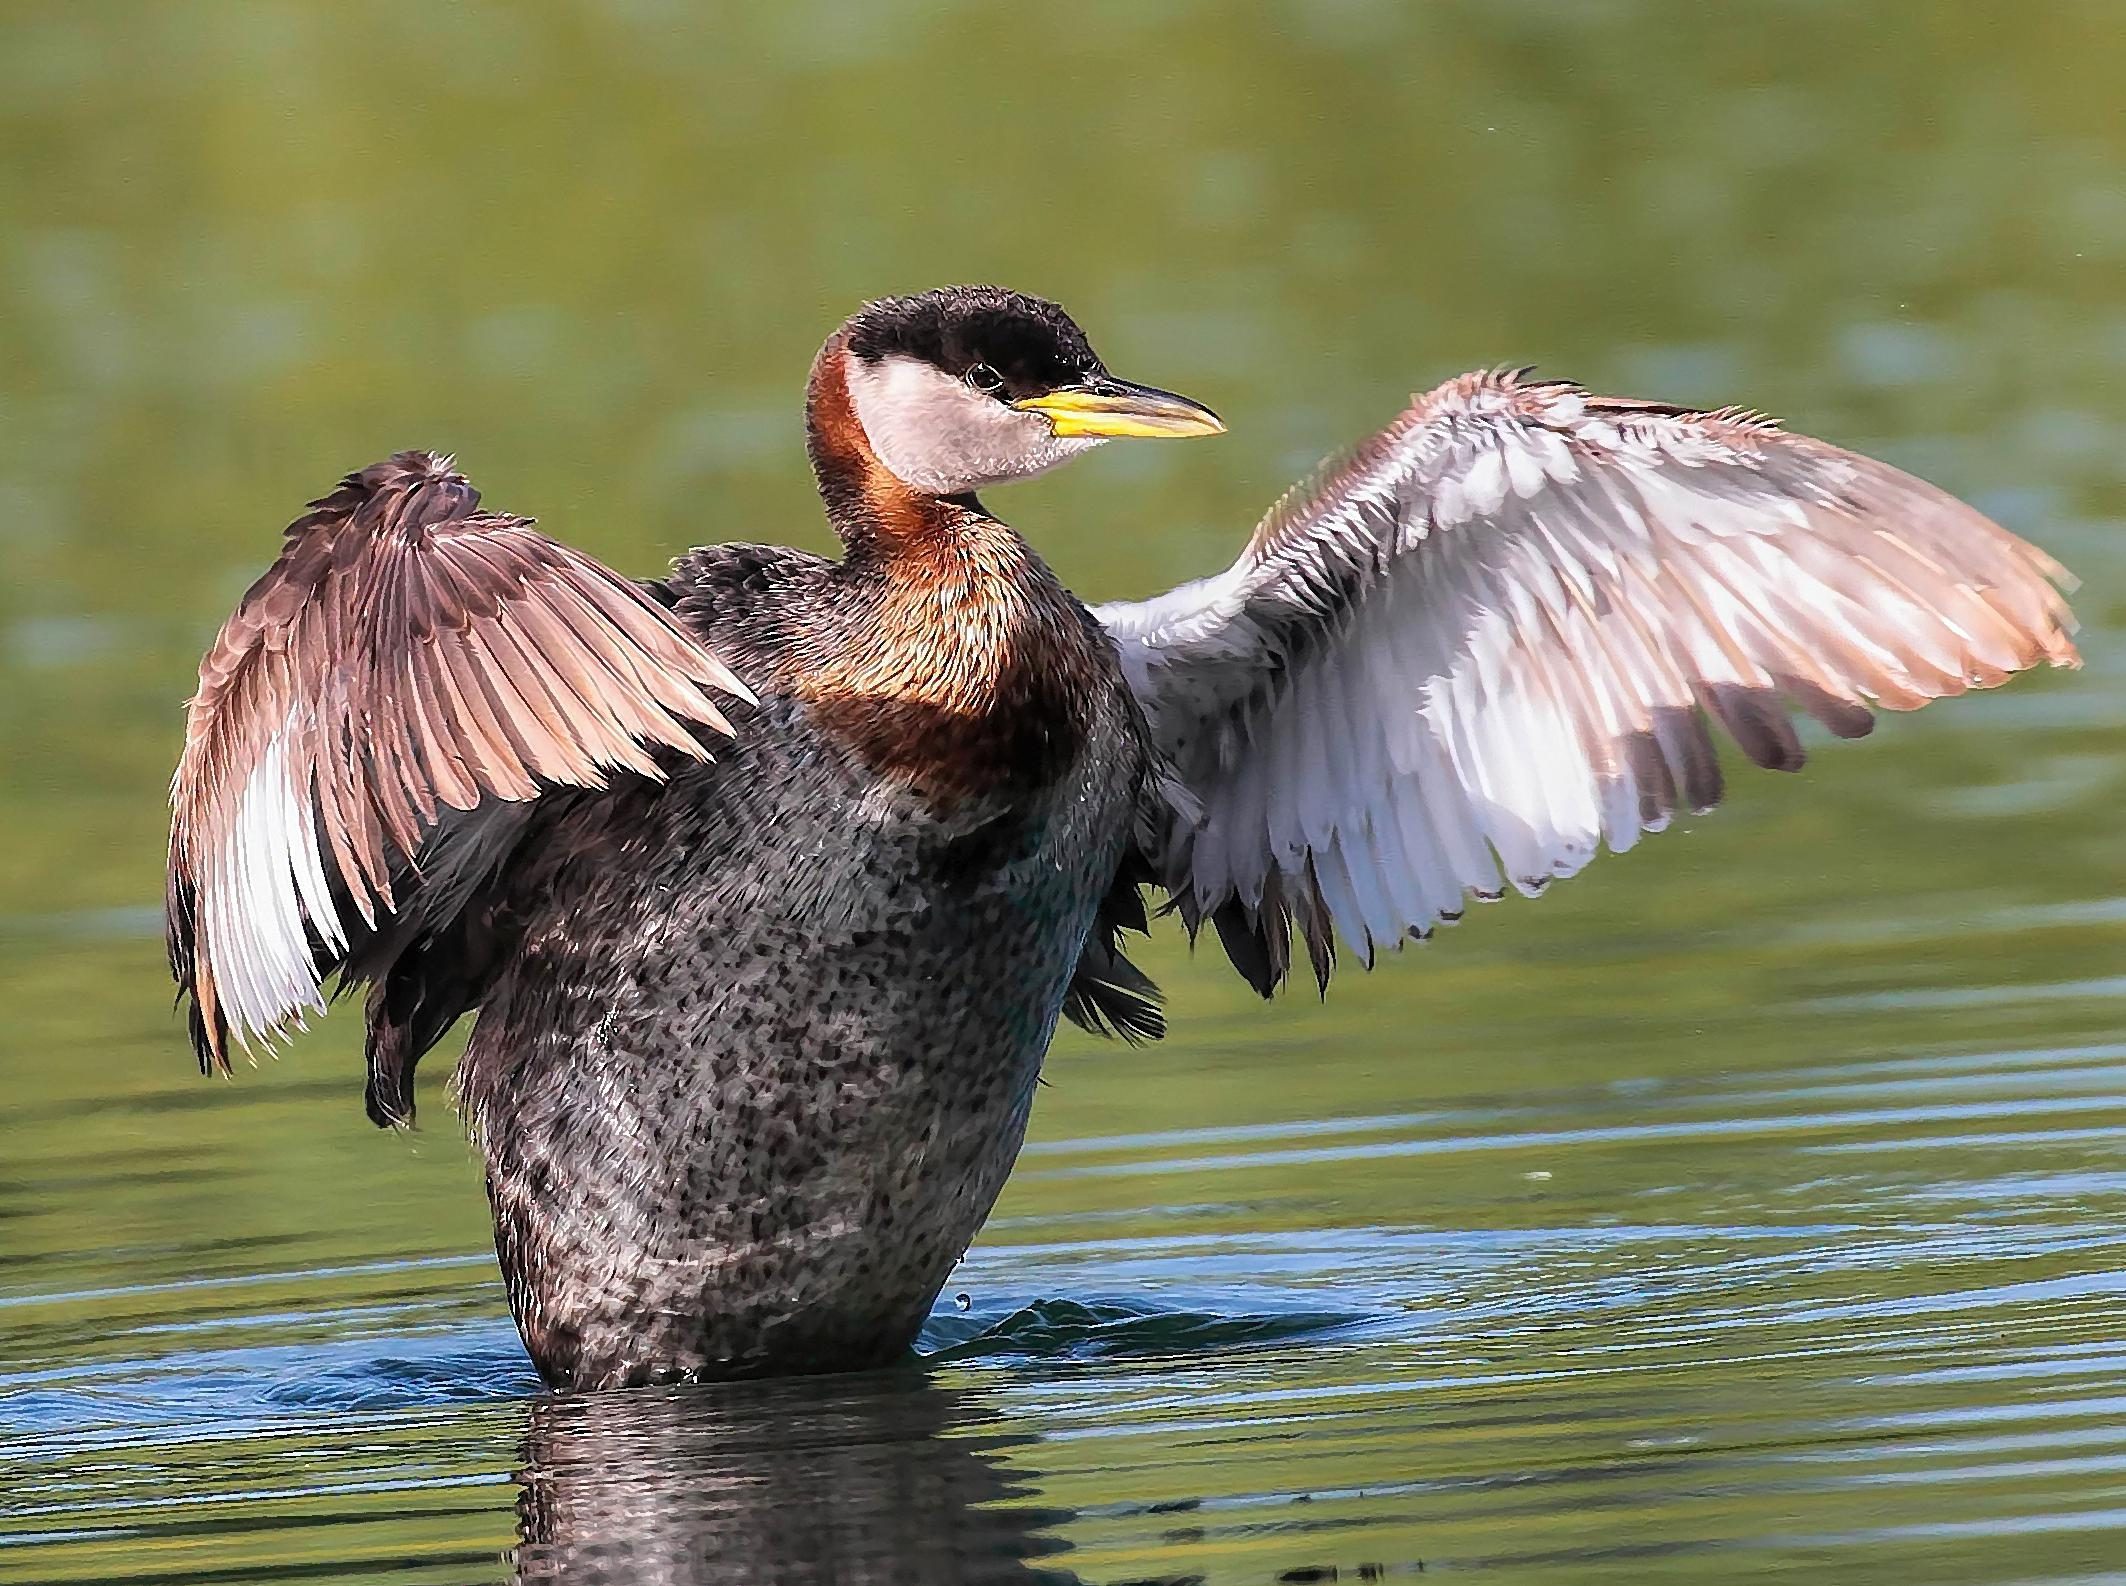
[1094,371,2079,994]
[167,451,752,1069]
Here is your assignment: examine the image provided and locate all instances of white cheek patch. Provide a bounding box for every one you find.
[846,354,1102,494]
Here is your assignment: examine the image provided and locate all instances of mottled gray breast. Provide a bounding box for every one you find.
[455,564,1150,1386]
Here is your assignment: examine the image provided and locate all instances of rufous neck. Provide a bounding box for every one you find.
[805,334,978,564]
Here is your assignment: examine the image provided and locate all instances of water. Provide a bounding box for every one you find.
[4,1,2125,1580]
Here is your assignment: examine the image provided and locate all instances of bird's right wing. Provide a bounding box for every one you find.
[1095,372,2079,994]
[167,451,753,1070]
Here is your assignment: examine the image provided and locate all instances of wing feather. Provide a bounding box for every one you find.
[167,451,752,1069]
[1096,371,2078,993]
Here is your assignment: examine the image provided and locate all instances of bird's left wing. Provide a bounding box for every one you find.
[1093,371,2079,994]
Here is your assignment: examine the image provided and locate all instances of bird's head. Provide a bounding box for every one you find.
[835,285,1224,496]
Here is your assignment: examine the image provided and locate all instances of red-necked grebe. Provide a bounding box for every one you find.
[166,285,2079,1389]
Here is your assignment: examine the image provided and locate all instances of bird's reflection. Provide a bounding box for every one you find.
[510,1368,1083,1585]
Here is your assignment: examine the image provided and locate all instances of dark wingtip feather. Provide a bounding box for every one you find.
[1062,859,1169,1042]
[1061,970,1167,1043]
[1298,858,1337,997]
[363,1018,417,1130]
[1060,931,1167,1042]
[184,998,230,1078]
[1778,675,1877,740]
[1702,683,1808,773]
[166,855,231,1075]
[1210,897,1280,998]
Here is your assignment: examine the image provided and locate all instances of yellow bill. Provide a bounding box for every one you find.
[1014,378,1226,440]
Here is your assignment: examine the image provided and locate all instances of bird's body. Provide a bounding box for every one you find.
[167,287,2078,1390]
[459,533,1154,1386]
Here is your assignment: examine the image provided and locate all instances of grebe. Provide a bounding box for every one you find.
[167,285,2077,1389]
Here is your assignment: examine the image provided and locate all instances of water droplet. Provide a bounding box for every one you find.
[953,1292,972,1312]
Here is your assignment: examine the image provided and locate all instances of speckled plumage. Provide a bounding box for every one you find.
[457,539,1154,1387]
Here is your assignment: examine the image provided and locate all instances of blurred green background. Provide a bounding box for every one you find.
[3,2,2125,1581]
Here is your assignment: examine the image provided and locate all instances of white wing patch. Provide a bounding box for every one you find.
[209,717,333,1048]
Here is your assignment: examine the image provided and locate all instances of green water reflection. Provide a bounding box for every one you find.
[3,1,2124,1581]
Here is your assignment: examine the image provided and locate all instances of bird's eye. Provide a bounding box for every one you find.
[965,363,1004,394]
